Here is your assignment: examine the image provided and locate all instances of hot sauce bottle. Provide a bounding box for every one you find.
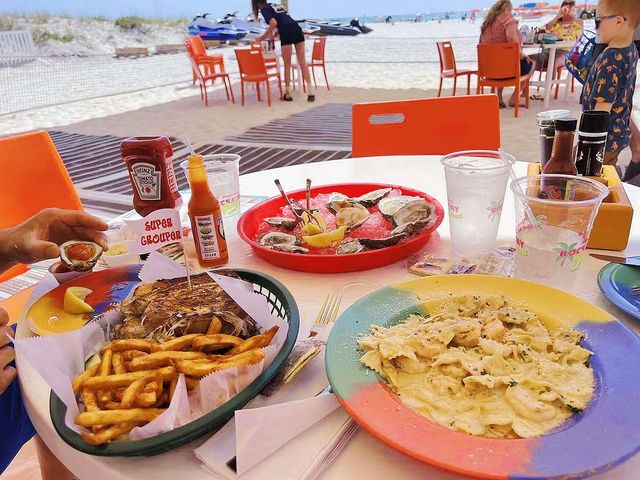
[121,136,182,216]
[540,118,578,200]
[186,154,228,268]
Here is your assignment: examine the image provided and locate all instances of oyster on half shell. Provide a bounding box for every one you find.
[350,188,392,207]
[392,199,433,227]
[60,240,103,272]
[335,203,370,230]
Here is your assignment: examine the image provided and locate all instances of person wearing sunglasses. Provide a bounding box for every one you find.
[581,0,638,167]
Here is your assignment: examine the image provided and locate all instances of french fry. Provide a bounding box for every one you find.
[176,349,265,378]
[121,375,153,409]
[122,350,146,361]
[75,408,165,427]
[114,388,125,401]
[153,371,163,398]
[127,351,208,371]
[168,374,178,401]
[157,333,203,352]
[112,352,127,375]
[227,326,279,355]
[72,363,100,394]
[206,315,222,335]
[102,401,122,410]
[97,348,113,405]
[81,422,141,445]
[192,334,244,352]
[104,339,160,354]
[81,389,99,412]
[82,366,176,390]
[135,391,157,408]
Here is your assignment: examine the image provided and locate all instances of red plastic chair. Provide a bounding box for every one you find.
[352,95,501,157]
[250,42,280,74]
[189,56,234,106]
[186,36,225,85]
[309,37,329,90]
[235,49,283,107]
[436,41,477,97]
[0,131,83,283]
[477,43,530,118]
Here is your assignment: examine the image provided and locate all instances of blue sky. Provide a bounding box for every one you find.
[1,1,508,19]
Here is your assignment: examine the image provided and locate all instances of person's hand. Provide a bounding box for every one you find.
[0,208,109,266]
[255,35,265,43]
[0,307,16,395]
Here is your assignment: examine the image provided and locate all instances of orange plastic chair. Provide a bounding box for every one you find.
[309,37,329,90]
[235,49,283,107]
[477,43,530,118]
[186,36,225,85]
[0,131,83,283]
[189,56,235,106]
[250,42,279,74]
[436,41,477,97]
[352,95,501,157]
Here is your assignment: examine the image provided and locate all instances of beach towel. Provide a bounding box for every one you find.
[565,30,597,85]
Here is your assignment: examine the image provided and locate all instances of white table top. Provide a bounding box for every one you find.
[523,40,577,50]
[16,156,640,480]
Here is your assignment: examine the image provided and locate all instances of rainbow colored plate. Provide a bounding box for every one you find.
[598,259,640,321]
[26,265,142,336]
[326,275,640,479]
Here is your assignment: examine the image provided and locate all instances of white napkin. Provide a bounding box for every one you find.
[195,395,353,480]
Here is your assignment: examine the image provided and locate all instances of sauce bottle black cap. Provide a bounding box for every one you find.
[555,118,578,132]
[579,110,611,134]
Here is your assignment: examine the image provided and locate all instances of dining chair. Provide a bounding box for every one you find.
[185,36,225,85]
[351,95,501,157]
[189,56,235,106]
[249,41,280,75]
[309,37,330,90]
[436,41,477,97]
[477,43,531,118]
[235,48,283,107]
[0,131,83,282]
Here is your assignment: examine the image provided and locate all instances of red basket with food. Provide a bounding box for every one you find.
[237,182,444,273]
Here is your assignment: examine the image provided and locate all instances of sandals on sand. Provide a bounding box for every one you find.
[499,101,507,109]
[307,95,315,103]
[282,93,293,102]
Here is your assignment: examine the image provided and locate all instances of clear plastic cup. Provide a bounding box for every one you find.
[511,175,608,289]
[180,154,241,217]
[441,150,513,256]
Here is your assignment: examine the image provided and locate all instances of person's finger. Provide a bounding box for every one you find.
[0,345,15,370]
[60,211,109,231]
[0,326,13,348]
[0,308,8,327]
[0,365,17,395]
[18,238,60,262]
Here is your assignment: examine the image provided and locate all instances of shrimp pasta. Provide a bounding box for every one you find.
[358,295,595,438]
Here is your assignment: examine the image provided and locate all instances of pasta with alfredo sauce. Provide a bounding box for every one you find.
[358,295,594,438]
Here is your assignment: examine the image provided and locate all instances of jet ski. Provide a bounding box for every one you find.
[218,11,266,39]
[350,18,373,34]
[303,19,362,36]
[187,13,247,41]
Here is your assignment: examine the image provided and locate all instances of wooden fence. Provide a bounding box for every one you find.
[0,30,36,66]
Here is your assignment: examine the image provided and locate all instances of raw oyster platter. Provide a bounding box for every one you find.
[237,183,444,273]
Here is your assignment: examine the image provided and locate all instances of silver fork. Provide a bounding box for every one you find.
[631,287,640,297]
[259,292,342,396]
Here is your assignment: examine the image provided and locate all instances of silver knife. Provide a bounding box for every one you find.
[590,254,640,267]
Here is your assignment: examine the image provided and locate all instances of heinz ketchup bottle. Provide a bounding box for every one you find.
[121,136,182,216]
[186,154,229,268]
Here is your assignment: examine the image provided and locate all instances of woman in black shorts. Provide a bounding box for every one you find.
[253,1,314,102]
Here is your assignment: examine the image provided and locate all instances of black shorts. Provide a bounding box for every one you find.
[279,23,305,46]
[520,58,533,76]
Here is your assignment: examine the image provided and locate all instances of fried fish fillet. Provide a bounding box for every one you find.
[116,273,259,341]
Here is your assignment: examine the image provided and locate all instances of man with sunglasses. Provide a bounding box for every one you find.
[581,0,638,166]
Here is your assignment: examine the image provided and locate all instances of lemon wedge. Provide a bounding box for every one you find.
[301,211,327,236]
[303,226,348,248]
[302,222,323,236]
[64,287,94,315]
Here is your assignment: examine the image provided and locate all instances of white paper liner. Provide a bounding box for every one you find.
[13,253,289,442]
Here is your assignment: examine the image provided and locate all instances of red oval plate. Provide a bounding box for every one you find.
[237,183,444,273]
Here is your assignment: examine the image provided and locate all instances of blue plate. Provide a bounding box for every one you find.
[597,259,640,321]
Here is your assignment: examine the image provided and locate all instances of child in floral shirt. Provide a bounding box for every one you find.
[581,0,639,166]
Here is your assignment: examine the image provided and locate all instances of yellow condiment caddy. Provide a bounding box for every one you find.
[527,164,634,251]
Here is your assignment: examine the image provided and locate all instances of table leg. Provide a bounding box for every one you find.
[544,46,557,107]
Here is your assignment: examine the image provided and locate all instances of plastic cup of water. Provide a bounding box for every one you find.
[441,150,513,256]
[510,175,608,289]
[181,154,241,217]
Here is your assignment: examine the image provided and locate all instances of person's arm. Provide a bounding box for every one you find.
[545,6,568,30]
[505,20,528,59]
[259,18,278,41]
[0,308,16,395]
[0,208,108,274]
